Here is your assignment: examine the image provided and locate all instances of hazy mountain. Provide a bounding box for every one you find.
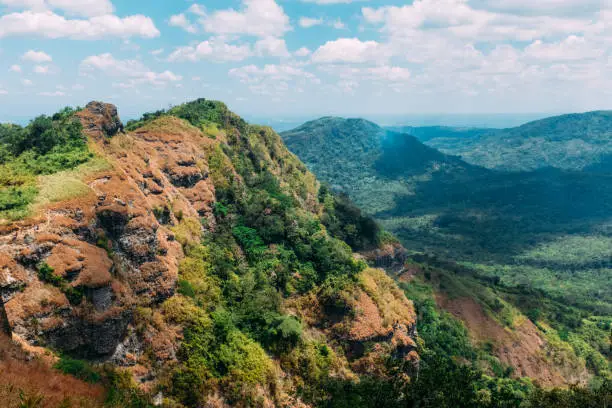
[412,111,612,172]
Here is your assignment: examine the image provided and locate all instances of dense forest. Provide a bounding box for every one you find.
[282,116,612,402]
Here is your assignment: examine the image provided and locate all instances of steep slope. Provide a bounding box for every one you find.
[422,111,612,172]
[282,117,612,388]
[0,100,418,407]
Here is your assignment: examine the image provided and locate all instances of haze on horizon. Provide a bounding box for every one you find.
[1,0,611,122]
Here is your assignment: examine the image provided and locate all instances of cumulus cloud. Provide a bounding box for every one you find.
[169,13,197,33]
[299,17,323,28]
[187,4,206,17]
[22,79,34,86]
[201,0,290,38]
[22,50,52,63]
[0,10,160,39]
[294,47,311,57]
[229,64,320,95]
[9,64,22,72]
[312,38,388,63]
[168,38,252,62]
[80,53,182,88]
[524,36,604,61]
[0,0,114,17]
[33,65,50,74]
[301,0,367,3]
[255,37,290,57]
[362,0,590,43]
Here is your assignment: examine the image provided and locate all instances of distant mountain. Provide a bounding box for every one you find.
[418,111,612,172]
[282,117,612,305]
[385,125,494,143]
[282,117,484,204]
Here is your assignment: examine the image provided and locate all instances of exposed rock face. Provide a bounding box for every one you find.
[288,268,419,378]
[363,243,408,275]
[0,301,10,335]
[0,104,217,359]
[76,101,124,137]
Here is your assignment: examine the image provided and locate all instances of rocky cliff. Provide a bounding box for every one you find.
[0,100,418,407]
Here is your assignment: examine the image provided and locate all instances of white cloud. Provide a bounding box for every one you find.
[168,38,252,62]
[0,11,160,39]
[38,91,66,96]
[0,0,114,17]
[201,0,290,38]
[22,50,52,63]
[21,78,33,86]
[0,89,9,95]
[331,19,346,29]
[9,64,22,72]
[187,4,206,16]
[524,36,604,61]
[362,1,590,42]
[301,0,367,3]
[294,47,311,57]
[80,53,182,88]
[255,37,290,57]
[169,13,197,33]
[151,48,164,56]
[299,17,323,28]
[33,65,50,74]
[312,38,388,63]
[229,64,320,95]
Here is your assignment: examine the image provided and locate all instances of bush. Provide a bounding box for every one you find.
[54,356,100,383]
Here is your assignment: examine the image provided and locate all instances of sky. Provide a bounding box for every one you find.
[1,0,612,124]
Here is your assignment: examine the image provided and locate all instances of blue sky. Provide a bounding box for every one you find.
[1,0,611,123]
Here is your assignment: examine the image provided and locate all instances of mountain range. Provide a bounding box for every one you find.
[389,111,612,172]
[0,101,609,407]
[282,114,612,394]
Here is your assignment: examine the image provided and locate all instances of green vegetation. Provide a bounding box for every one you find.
[0,107,94,221]
[37,262,84,306]
[122,100,373,406]
[54,356,101,384]
[282,116,612,403]
[415,111,612,172]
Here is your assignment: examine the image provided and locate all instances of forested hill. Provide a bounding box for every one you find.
[282,116,612,399]
[414,111,612,172]
[281,117,484,198]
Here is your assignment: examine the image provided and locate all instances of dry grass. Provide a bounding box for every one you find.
[0,334,105,408]
[33,156,112,210]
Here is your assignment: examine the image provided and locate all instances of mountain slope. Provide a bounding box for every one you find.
[421,111,612,172]
[0,100,419,407]
[282,117,612,388]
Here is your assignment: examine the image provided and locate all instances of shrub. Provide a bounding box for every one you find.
[54,356,100,383]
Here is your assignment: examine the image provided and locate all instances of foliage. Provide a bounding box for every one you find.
[37,263,84,306]
[420,111,612,172]
[0,107,92,220]
[54,356,100,384]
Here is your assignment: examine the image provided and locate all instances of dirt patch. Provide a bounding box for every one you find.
[436,294,571,387]
[0,333,106,408]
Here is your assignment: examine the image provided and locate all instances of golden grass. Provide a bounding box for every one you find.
[32,156,112,209]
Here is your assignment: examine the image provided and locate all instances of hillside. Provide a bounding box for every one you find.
[0,102,609,408]
[282,117,612,391]
[0,100,422,407]
[414,111,612,172]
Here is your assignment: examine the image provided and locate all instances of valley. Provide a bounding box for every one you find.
[0,100,609,407]
[282,115,612,393]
